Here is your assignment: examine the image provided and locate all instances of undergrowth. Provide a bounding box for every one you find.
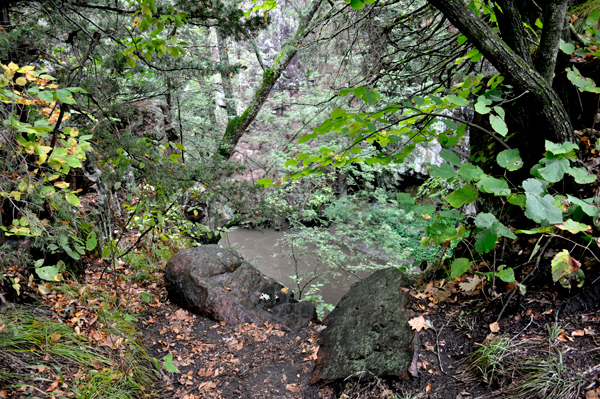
[0,306,157,398]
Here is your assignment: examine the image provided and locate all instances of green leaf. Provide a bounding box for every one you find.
[445,95,469,106]
[474,100,491,114]
[450,258,471,278]
[496,149,523,171]
[298,133,317,143]
[507,194,526,209]
[36,266,61,281]
[568,167,596,184]
[567,195,598,217]
[474,213,496,229]
[559,39,575,55]
[55,89,76,104]
[539,155,570,183]
[586,9,600,26]
[86,233,98,251]
[162,354,180,373]
[444,184,478,207]
[427,163,455,179]
[556,219,591,234]
[524,188,563,225]
[458,164,485,182]
[496,266,515,283]
[256,178,273,188]
[440,149,461,166]
[285,159,299,167]
[522,178,543,196]
[475,230,498,253]
[489,114,508,136]
[38,90,54,103]
[350,0,364,10]
[476,176,510,195]
[545,140,578,156]
[65,193,80,207]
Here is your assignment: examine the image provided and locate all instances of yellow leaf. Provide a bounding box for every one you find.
[8,62,18,71]
[17,65,35,73]
[15,77,27,86]
[48,174,60,181]
[54,181,70,189]
[281,287,289,293]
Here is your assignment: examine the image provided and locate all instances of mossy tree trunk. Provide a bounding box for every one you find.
[218,0,323,159]
[428,0,574,165]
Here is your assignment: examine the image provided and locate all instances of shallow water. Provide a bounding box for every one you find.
[219,228,366,308]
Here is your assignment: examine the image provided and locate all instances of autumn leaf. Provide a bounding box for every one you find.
[408,316,431,332]
[459,276,483,292]
[489,322,500,333]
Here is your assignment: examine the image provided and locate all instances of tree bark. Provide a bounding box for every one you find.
[495,0,532,63]
[427,0,575,155]
[218,0,323,159]
[533,0,569,85]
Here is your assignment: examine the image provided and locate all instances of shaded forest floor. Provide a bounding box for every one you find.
[2,256,600,399]
[140,268,600,399]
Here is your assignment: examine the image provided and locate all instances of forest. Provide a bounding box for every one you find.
[1,0,600,398]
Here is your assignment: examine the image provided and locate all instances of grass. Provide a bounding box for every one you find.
[511,350,584,399]
[0,283,158,399]
[460,334,517,385]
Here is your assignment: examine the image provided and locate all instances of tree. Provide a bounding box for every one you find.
[427,0,574,165]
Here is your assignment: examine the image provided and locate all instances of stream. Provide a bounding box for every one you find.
[219,228,368,309]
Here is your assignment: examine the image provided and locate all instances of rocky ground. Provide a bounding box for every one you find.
[140,269,600,399]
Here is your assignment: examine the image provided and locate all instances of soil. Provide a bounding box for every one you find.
[140,272,600,399]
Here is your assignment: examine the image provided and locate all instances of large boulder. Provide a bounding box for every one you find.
[311,268,415,384]
[164,245,317,331]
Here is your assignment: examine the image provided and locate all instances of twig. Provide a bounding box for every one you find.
[433,319,451,373]
[509,314,534,343]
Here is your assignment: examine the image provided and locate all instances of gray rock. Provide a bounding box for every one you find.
[164,245,317,331]
[311,268,415,384]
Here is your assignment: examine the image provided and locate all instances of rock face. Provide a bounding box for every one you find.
[164,245,317,331]
[311,268,414,384]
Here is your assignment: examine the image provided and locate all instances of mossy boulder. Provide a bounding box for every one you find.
[311,268,414,383]
[164,245,317,331]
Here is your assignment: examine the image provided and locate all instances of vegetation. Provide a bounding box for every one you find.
[1,0,600,397]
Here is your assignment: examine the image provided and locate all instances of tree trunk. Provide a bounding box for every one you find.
[534,0,569,85]
[218,0,323,159]
[427,0,575,161]
[215,28,238,122]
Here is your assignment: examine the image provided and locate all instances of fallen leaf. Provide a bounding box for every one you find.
[434,290,451,302]
[556,332,573,342]
[571,330,585,337]
[286,384,300,393]
[174,309,188,320]
[408,316,430,332]
[281,287,289,293]
[426,382,431,392]
[50,332,61,342]
[489,322,500,333]
[425,345,434,351]
[459,276,482,292]
[586,387,600,399]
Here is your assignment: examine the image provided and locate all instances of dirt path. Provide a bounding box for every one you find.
[140,278,600,399]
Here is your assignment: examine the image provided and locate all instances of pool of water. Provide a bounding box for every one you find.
[219,228,366,308]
